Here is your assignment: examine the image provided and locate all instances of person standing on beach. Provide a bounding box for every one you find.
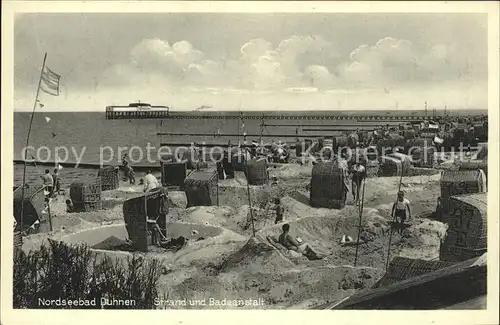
[391,191,412,234]
[127,165,136,185]
[143,169,159,192]
[122,154,129,167]
[41,169,53,197]
[350,162,367,205]
[251,140,258,158]
[274,198,284,224]
[122,154,130,179]
[52,169,61,196]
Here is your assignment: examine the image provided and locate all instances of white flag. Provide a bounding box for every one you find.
[433,136,444,144]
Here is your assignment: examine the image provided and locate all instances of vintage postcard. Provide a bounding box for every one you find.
[1,1,499,325]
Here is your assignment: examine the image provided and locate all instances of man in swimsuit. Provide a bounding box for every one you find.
[278,224,322,260]
[350,162,367,205]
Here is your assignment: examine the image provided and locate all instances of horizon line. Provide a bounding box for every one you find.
[12,107,489,113]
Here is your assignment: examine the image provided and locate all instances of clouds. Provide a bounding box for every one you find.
[340,37,417,85]
[303,65,335,88]
[340,36,485,87]
[97,34,485,94]
[128,38,205,80]
[17,33,484,112]
[240,38,273,61]
[98,35,342,91]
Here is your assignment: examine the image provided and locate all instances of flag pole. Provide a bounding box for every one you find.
[19,53,48,233]
[354,177,366,267]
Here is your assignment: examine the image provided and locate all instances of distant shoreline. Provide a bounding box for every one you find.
[13,159,159,170]
[13,109,489,116]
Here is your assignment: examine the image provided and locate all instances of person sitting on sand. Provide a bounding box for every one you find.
[278,224,322,260]
[391,191,412,233]
[144,169,160,192]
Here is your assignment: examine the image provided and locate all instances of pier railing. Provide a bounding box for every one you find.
[106,110,423,121]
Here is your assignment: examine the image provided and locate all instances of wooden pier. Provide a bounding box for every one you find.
[106,108,424,121]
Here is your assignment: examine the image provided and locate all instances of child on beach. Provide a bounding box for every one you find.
[65,199,75,213]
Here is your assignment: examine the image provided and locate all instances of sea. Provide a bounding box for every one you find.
[12,109,486,187]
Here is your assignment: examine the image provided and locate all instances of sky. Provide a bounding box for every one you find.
[13,13,488,111]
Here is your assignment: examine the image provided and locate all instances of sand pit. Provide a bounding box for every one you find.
[22,221,246,268]
[217,170,309,209]
[174,204,286,236]
[43,184,189,236]
[217,180,272,209]
[156,235,384,310]
[218,237,295,274]
[175,193,334,236]
[217,170,441,220]
[174,205,251,232]
[162,261,384,309]
[256,205,444,269]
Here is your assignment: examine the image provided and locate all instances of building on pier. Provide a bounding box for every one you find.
[105,102,170,119]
